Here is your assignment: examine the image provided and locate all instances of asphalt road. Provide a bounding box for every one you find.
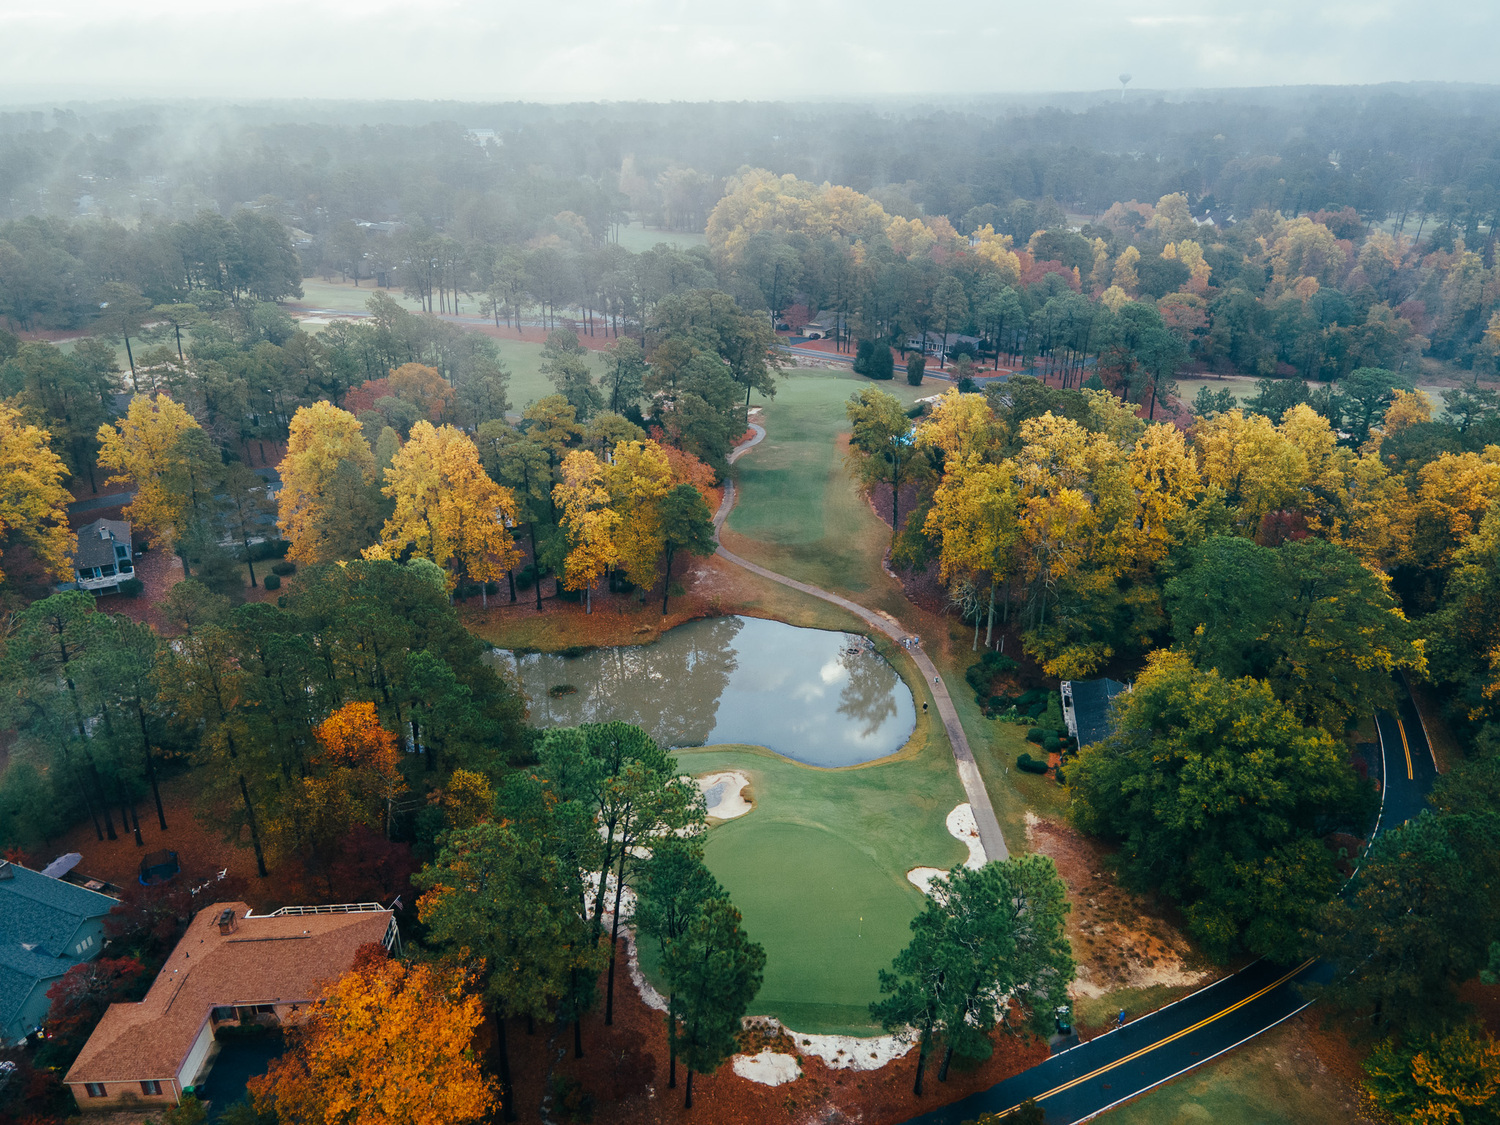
[900,678,1439,1125]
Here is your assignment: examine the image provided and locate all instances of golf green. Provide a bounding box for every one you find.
[666,741,967,1036]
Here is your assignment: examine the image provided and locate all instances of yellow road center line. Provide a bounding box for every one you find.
[992,958,1317,1117]
[1398,719,1413,781]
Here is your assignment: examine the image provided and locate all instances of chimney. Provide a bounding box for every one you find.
[0,862,12,880]
[217,908,237,935]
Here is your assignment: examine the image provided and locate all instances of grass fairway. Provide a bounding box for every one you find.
[724,368,929,620]
[295,279,423,315]
[614,221,707,253]
[667,739,966,1036]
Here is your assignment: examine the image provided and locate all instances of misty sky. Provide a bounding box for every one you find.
[0,0,1493,103]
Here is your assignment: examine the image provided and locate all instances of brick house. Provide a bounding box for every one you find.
[65,902,397,1110]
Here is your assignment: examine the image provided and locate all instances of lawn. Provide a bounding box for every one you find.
[657,735,967,1036]
[1099,1017,1367,1125]
[613,221,707,254]
[293,278,423,315]
[722,368,930,621]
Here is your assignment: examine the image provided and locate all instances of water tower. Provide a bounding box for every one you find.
[1119,73,1133,102]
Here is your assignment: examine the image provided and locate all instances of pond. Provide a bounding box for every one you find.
[492,615,916,768]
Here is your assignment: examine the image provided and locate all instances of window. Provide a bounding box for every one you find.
[115,545,129,560]
[74,935,93,954]
[85,1083,106,1098]
[141,1081,162,1096]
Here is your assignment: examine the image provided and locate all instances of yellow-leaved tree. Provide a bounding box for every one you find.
[278,401,377,565]
[553,449,620,613]
[924,454,1018,650]
[0,404,75,584]
[250,955,495,1125]
[1128,422,1202,568]
[1193,409,1308,533]
[95,393,203,549]
[375,421,520,601]
[606,439,674,593]
[915,390,1002,467]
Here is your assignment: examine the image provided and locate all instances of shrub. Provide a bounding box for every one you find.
[982,651,1018,672]
[1026,702,1046,719]
[1054,768,1068,786]
[271,560,296,576]
[247,539,290,562]
[118,578,144,597]
[485,581,499,595]
[965,664,991,693]
[1017,688,1048,709]
[957,375,977,393]
[262,573,281,590]
[906,354,926,386]
[987,695,1005,712]
[560,645,591,659]
[1025,728,1045,744]
[1016,753,1048,774]
[1043,735,1062,753]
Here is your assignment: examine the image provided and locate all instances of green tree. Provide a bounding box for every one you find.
[600,338,647,414]
[658,483,717,615]
[1166,535,1425,733]
[478,422,554,609]
[932,276,969,370]
[664,897,765,1108]
[540,329,602,419]
[220,463,276,588]
[96,282,152,390]
[845,387,932,542]
[1340,366,1415,446]
[1070,649,1364,960]
[634,838,723,1088]
[416,818,600,1122]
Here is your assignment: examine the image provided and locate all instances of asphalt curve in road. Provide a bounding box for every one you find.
[899,679,1438,1125]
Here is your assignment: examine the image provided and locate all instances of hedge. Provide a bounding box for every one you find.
[262,573,281,590]
[1016,753,1048,774]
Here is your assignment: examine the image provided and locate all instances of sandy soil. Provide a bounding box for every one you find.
[1026,813,1211,1003]
[697,771,753,821]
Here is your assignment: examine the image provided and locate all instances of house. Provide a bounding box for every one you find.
[0,861,118,1047]
[1061,678,1129,749]
[65,902,397,1110]
[70,518,135,593]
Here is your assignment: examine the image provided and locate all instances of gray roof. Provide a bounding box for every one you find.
[72,518,131,570]
[0,943,71,1031]
[0,862,117,958]
[1070,678,1128,748]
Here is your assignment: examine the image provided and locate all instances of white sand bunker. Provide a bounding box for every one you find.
[698,771,752,820]
[789,1028,912,1070]
[732,1050,801,1085]
[908,803,988,895]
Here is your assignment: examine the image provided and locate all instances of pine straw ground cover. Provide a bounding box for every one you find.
[504,939,1050,1125]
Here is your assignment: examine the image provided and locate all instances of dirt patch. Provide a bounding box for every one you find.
[504,939,1050,1125]
[43,771,249,893]
[1025,813,1213,1005]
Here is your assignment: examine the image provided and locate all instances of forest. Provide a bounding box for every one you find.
[1,87,1499,1125]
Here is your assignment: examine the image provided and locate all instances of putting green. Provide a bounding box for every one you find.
[664,741,966,1036]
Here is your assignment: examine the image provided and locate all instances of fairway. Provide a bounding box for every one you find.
[725,368,929,617]
[613,220,707,253]
[667,739,966,1035]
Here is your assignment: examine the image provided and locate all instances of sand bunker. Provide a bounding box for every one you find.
[907,803,988,894]
[698,771,752,820]
[788,1028,912,1070]
[732,1050,801,1085]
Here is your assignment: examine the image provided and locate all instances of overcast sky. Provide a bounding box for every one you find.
[0,0,1493,103]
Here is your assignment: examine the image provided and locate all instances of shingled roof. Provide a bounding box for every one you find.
[66,902,392,1086]
[72,518,131,571]
[0,862,116,958]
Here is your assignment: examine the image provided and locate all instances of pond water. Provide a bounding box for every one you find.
[492,615,916,768]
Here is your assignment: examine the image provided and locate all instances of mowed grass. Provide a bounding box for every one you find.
[661,737,967,1036]
[294,279,424,315]
[613,221,707,254]
[724,368,929,620]
[1098,1019,1363,1125]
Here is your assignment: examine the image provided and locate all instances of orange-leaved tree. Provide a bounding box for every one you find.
[0,403,75,583]
[373,421,521,601]
[250,954,494,1125]
[553,449,620,613]
[388,362,455,423]
[313,702,407,824]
